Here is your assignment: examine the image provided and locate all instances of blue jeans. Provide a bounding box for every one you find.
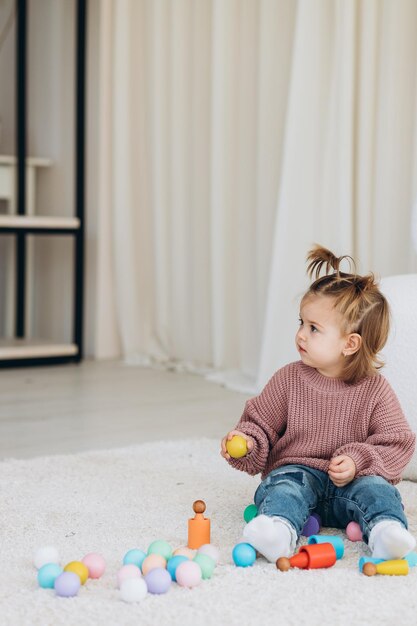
[254,464,408,544]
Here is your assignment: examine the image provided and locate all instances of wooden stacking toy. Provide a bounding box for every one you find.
[359,552,417,571]
[188,500,210,549]
[308,535,344,559]
[276,542,337,571]
[362,559,409,576]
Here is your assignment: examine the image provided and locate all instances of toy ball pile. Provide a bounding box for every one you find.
[118,541,218,602]
[34,541,219,602]
[34,546,106,597]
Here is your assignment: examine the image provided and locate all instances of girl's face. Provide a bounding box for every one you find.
[295,295,349,378]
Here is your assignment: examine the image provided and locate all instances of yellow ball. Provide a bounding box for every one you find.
[64,561,89,585]
[226,435,248,459]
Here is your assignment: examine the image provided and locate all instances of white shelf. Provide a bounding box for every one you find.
[0,155,52,167]
[0,215,80,230]
[0,339,78,360]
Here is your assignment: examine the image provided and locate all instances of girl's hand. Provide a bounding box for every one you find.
[328,455,356,487]
[220,430,254,460]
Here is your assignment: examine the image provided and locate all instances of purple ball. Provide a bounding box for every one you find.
[144,567,171,594]
[311,512,322,526]
[54,572,81,597]
[301,515,320,537]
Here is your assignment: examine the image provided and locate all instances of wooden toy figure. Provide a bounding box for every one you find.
[362,559,409,576]
[188,500,210,549]
[276,542,337,571]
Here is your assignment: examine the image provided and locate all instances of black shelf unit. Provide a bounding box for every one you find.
[0,0,87,367]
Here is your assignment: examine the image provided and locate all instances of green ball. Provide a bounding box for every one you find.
[193,553,216,579]
[147,540,173,561]
[243,504,258,523]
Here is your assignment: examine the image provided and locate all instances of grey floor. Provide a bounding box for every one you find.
[0,360,249,460]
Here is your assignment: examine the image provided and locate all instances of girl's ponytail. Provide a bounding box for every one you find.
[352,274,377,293]
[306,245,355,280]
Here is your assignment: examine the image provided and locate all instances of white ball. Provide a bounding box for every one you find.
[120,578,148,603]
[33,546,60,570]
[197,544,220,564]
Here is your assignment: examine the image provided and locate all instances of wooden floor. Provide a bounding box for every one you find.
[0,360,249,460]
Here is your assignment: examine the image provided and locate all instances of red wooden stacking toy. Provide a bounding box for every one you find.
[276,542,337,571]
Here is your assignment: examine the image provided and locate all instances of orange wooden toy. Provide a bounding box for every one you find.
[276,542,337,571]
[188,500,211,549]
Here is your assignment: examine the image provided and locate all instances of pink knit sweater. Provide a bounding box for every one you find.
[228,361,416,484]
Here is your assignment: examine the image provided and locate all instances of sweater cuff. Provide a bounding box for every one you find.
[335,445,370,475]
[227,423,270,474]
[227,445,263,474]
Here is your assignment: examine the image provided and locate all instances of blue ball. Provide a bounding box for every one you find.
[123,549,147,569]
[167,555,189,581]
[232,542,256,567]
[37,563,63,588]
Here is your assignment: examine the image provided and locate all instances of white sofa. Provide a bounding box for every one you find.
[380,274,417,481]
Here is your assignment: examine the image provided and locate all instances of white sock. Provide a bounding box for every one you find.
[242,514,296,563]
[369,521,416,560]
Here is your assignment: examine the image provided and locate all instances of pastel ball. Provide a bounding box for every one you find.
[193,553,215,579]
[64,561,89,585]
[123,549,146,569]
[232,543,256,567]
[243,504,258,523]
[141,554,166,575]
[33,546,60,570]
[147,540,173,561]
[120,578,148,603]
[54,572,81,597]
[197,544,220,565]
[226,435,248,458]
[173,547,196,559]
[346,521,363,542]
[167,555,189,581]
[311,512,322,526]
[82,553,106,579]
[117,564,142,587]
[144,567,172,594]
[37,563,63,589]
[405,552,417,567]
[301,515,320,537]
[175,561,202,588]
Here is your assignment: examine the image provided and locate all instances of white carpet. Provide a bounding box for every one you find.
[1,439,416,626]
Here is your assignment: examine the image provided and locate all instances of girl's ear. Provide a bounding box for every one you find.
[343,333,362,356]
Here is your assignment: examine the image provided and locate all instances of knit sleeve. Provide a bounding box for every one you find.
[227,366,289,476]
[333,379,416,484]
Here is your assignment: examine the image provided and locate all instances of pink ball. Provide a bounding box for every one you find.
[346,521,363,542]
[82,553,106,579]
[117,564,142,587]
[141,554,166,575]
[175,561,202,588]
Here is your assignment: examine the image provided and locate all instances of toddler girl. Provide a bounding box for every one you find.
[221,245,416,562]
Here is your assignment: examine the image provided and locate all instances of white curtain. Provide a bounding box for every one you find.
[92,0,417,392]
